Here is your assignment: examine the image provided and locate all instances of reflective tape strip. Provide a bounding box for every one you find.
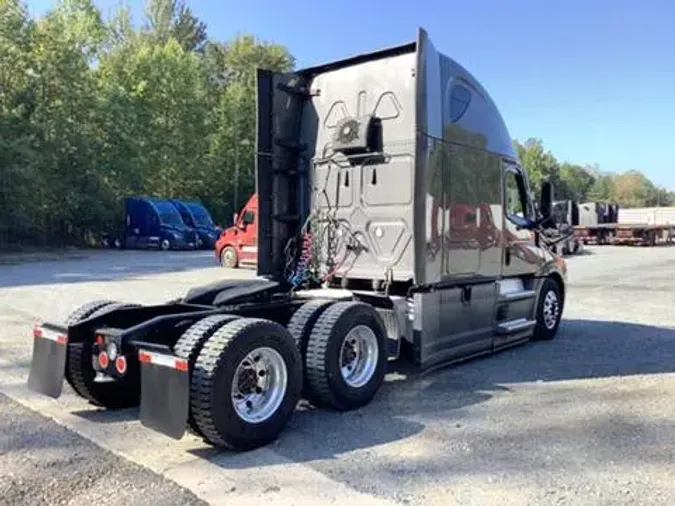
[138,350,188,372]
[34,326,67,345]
[241,246,258,253]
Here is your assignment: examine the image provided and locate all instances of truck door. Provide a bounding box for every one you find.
[501,163,542,277]
[238,206,258,263]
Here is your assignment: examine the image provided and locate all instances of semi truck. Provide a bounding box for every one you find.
[101,196,199,250]
[214,193,259,268]
[550,200,582,255]
[170,199,222,250]
[27,28,567,452]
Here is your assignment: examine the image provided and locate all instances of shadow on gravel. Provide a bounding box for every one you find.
[0,250,220,289]
[470,319,675,384]
[72,407,139,423]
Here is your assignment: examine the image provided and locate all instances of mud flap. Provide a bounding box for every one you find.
[138,349,190,440]
[27,324,69,398]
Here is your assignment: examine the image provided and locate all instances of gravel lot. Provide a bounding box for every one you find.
[0,246,674,506]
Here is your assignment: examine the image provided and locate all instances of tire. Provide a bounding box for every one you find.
[64,302,142,408]
[287,299,336,364]
[304,301,388,411]
[173,314,241,438]
[532,277,563,341]
[64,300,117,327]
[160,239,171,251]
[190,318,302,450]
[220,246,238,268]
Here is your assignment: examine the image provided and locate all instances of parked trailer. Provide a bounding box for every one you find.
[27,28,567,451]
[574,204,675,246]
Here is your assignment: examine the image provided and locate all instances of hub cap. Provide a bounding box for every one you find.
[340,325,379,388]
[231,347,287,424]
[542,290,560,330]
[222,248,235,267]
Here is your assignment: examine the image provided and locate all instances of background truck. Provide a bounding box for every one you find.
[28,28,567,452]
[574,202,674,246]
[214,193,258,268]
[170,199,222,250]
[550,200,582,255]
[101,196,199,251]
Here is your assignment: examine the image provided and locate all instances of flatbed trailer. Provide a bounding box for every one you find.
[574,223,674,246]
[27,28,568,452]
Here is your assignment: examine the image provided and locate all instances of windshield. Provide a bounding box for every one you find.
[153,202,185,227]
[187,203,214,227]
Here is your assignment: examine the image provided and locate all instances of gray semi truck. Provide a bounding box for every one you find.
[27,28,567,451]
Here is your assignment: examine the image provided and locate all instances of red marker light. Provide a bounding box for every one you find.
[98,351,109,369]
[115,356,127,374]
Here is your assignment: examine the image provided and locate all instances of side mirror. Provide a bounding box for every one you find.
[539,180,553,220]
[233,213,238,225]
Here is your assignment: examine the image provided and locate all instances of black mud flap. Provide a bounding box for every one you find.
[138,349,190,440]
[27,323,69,398]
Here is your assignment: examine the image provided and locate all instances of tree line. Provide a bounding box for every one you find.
[1,0,672,249]
[514,138,674,208]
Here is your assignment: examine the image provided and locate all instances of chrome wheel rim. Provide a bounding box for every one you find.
[340,325,379,388]
[231,347,288,424]
[161,239,170,250]
[542,290,559,330]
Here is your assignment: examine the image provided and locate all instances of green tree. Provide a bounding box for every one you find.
[586,174,616,204]
[514,137,560,190]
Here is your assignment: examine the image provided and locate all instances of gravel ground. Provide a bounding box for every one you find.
[0,246,674,506]
[0,392,206,506]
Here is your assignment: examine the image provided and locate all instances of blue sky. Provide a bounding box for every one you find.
[27,0,675,189]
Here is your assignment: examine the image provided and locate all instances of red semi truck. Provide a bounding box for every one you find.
[214,194,259,268]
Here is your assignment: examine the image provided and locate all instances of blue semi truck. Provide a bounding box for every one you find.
[101,196,198,250]
[169,200,222,249]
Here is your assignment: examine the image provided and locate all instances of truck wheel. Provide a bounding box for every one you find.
[173,314,241,438]
[532,277,563,341]
[160,239,171,251]
[304,301,388,411]
[190,318,302,450]
[65,302,143,408]
[64,300,117,326]
[220,246,238,268]
[287,299,335,365]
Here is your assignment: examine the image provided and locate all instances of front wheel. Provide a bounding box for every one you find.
[190,318,302,450]
[220,246,238,268]
[160,239,172,251]
[532,277,563,341]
